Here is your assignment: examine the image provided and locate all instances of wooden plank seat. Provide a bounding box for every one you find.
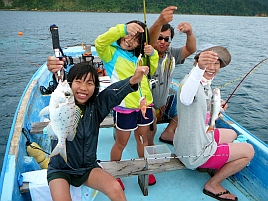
[30,116,114,134]
[20,154,186,196]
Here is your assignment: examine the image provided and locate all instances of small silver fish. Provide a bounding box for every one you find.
[161,55,175,76]
[206,88,221,133]
[39,80,81,162]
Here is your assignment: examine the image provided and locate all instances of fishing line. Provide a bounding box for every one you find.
[222,57,268,108]
[217,58,267,90]
[16,34,52,67]
[97,153,229,163]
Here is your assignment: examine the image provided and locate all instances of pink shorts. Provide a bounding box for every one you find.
[198,129,229,170]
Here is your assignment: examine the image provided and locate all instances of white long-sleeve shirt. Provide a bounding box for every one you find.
[180,65,205,106]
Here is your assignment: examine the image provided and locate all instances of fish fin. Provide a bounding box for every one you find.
[39,106,50,116]
[137,54,143,66]
[46,124,57,139]
[67,106,82,141]
[161,54,168,75]
[169,57,175,75]
[49,143,67,162]
[206,126,214,133]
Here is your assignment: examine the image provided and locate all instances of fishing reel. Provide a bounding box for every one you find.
[149,79,159,90]
[149,73,164,90]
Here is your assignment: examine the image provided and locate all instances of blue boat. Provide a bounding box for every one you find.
[0,45,267,201]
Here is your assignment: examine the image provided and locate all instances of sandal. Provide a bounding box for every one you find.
[203,189,238,201]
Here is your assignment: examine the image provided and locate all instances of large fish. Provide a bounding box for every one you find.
[206,88,222,133]
[39,79,81,162]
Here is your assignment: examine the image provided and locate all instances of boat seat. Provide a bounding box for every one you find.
[30,116,114,134]
[20,154,186,196]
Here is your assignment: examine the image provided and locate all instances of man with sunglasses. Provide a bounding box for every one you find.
[148,6,196,146]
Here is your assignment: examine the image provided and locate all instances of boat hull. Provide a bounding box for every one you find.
[1,45,267,201]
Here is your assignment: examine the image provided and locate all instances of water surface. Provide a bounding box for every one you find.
[0,11,267,170]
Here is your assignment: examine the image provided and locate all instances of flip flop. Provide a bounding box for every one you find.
[203,189,238,201]
[159,136,173,145]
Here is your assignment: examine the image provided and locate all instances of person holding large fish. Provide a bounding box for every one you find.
[45,61,149,201]
[174,44,254,201]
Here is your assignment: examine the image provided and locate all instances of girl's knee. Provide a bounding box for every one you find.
[115,141,127,150]
[230,130,238,140]
[107,181,125,200]
[246,143,254,159]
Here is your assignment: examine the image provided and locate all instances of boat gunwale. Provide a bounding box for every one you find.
[0,63,47,197]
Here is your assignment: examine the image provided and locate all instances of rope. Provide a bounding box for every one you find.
[97,153,229,163]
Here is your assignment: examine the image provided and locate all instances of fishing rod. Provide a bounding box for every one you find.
[217,58,267,90]
[50,24,66,82]
[142,0,155,132]
[222,57,268,108]
[142,0,151,80]
[142,0,148,45]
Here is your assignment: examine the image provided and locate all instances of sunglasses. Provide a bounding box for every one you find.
[158,36,171,42]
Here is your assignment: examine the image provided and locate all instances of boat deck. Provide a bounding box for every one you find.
[94,124,253,201]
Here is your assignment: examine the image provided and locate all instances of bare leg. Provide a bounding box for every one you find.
[49,179,71,201]
[84,168,126,201]
[204,142,254,200]
[135,125,157,185]
[110,128,131,161]
[148,108,157,146]
[159,115,178,142]
[134,125,150,157]
[218,128,237,143]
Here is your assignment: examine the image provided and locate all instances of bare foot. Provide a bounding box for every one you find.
[160,129,174,141]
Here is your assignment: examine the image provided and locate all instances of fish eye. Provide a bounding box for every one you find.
[65,91,71,97]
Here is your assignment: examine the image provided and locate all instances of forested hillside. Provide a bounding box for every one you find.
[1,0,268,16]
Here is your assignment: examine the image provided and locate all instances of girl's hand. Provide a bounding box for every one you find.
[130,66,149,85]
[144,44,154,56]
[221,99,228,111]
[126,23,144,36]
[47,56,65,73]
[197,51,218,70]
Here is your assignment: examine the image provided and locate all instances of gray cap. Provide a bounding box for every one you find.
[194,44,231,68]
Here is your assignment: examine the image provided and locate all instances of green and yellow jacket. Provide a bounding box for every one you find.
[95,24,158,109]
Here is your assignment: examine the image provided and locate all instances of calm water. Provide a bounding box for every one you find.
[0,11,267,170]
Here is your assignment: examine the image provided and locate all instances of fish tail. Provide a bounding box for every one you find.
[206,126,214,133]
[49,144,67,162]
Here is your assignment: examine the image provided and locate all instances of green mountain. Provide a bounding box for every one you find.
[1,0,268,16]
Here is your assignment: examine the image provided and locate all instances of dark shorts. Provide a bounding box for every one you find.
[47,166,101,187]
[199,129,230,170]
[113,108,154,131]
[155,94,177,122]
